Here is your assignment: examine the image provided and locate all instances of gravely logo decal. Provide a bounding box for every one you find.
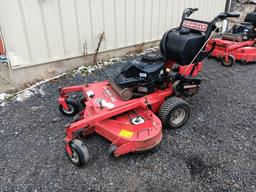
[182,20,208,32]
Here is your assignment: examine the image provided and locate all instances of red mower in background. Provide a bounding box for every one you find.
[58,9,239,167]
[206,7,256,67]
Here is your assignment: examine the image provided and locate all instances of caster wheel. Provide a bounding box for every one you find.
[66,139,89,167]
[159,97,190,129]
[78,95,86,109]
[108,145,117,156]
[221,55,235,67]
[59,98,80,116]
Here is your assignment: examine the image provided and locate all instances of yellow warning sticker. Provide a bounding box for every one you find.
[118,130,134,138]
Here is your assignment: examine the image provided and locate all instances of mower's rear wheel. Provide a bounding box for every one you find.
[59,98,80,116]
[159,97,190,129]
[67,139,89,167]
[221,55,235,67]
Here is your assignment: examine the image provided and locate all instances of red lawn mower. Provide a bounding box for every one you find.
[58,9,239,167]
[206,8,256,67]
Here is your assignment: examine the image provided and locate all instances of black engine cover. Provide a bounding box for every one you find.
[121,60,163,80]
[160,29,205,65]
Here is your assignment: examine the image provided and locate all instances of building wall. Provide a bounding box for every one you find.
[0,0,226,70]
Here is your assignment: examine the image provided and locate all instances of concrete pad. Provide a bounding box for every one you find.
[0,77,16,93]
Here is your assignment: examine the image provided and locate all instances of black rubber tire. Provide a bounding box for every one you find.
[71,94,86,110]
[78,95,86,109]
[221,55,235,67]
[108,145,118,157]
[141,53,164,63]
[72,112,83,123]
[59,98,80,116]
[159,97,190,129]
[67,139,89,167]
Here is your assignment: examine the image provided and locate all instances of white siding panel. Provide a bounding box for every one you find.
[0,0,226,68]
[21,0,49,62]
[76,0,94,54]
[126,0,135,46]
[39,0,65,60]
[143,0,152,42]
[150,0,160,40]
[0,1,31,66]
[158,0,167,38]
[102,0,116,50]
[116,0,126,47]
[58,0,80,56]
[134,0,144,43]
[90,0,105,50]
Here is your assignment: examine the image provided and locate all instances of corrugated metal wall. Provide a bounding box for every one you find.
[0,0,225,69]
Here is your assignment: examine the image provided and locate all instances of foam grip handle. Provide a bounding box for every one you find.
[226,12,240,18]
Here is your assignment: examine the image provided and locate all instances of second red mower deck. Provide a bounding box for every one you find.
[206,38,256,63]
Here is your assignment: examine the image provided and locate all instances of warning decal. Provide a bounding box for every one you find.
[118,130,134,138]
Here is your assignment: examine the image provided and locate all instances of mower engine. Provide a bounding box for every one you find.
[105,60,165,100]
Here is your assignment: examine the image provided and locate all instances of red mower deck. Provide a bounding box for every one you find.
[206,8,256,66]
[206,38,256,65]
[59,80,171,157]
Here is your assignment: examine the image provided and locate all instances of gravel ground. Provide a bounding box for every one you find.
[0,53,255,192]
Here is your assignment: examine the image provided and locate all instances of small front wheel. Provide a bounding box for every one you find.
[221,55,235,67]
[59,98,80,116]
[159,97,190,129]
[66,139,89,167]
[108,145,118,157]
